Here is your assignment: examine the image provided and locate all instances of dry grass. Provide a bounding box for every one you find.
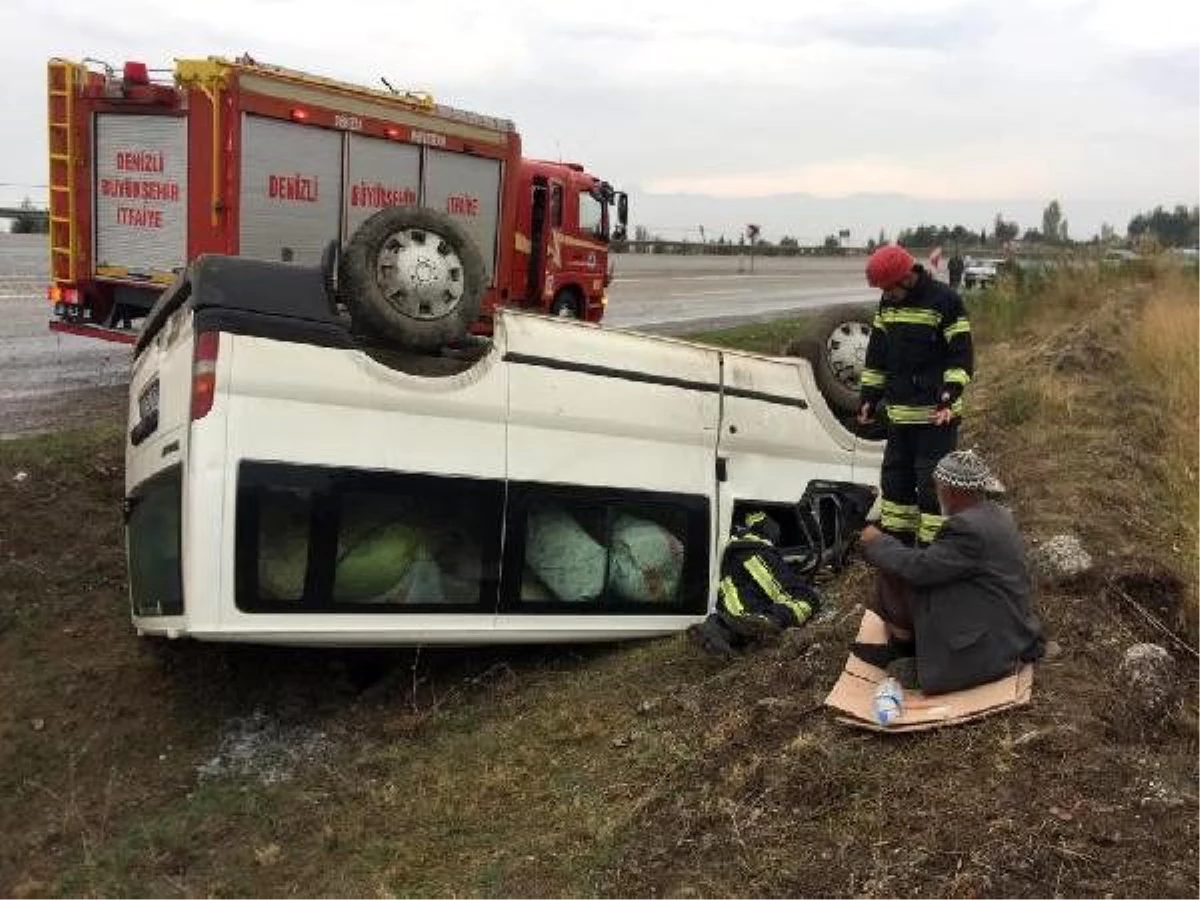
[1129,268,1199,641]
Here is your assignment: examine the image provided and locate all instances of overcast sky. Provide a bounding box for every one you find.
[6,0,1198,242]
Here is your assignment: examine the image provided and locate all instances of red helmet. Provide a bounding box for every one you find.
[866,245,915,289]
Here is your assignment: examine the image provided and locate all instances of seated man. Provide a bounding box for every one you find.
[853,450,1045,693]
[688,510,823,657]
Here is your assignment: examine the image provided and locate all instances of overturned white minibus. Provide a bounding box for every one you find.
[125,255,882,646]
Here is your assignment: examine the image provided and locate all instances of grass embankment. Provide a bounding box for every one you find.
[1137,267,1200,633]
[968,260,1198,644]
[0,262,1196,898]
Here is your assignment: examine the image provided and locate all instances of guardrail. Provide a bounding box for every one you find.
[614,240,865,257]
[0,206,50,221]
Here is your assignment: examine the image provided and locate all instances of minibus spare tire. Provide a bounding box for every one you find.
[782,302,876,419]
[338,206,486,352]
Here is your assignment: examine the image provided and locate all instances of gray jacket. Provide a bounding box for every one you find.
[864,500,1045,694]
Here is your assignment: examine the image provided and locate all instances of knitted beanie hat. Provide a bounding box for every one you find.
[933,450,1006,495]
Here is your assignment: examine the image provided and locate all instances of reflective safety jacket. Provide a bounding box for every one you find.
[859,268,974,426]
[718,528,823,629]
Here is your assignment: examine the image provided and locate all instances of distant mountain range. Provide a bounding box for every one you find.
[626,190,1183,246]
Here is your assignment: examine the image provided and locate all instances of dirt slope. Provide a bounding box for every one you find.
[0,264,1195,898]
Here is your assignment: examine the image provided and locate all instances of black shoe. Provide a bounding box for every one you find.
[688,619,736,658]
[850,641,896,668]
[850,638,916,669]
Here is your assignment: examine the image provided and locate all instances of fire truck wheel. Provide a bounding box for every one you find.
[549,290,582,318]
[338,206,486,351]
[781,302,876,419]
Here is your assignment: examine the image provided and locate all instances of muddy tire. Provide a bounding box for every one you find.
[338,206,486,351]
[783,303,876,419]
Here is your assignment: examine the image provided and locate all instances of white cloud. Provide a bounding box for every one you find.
[4,0,1197,238]
[645,153,1059,200]
[1085,0,1200,51]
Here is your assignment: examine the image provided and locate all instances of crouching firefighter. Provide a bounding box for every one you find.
[688,511,823,657]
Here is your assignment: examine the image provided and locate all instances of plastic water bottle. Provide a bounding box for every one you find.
[873,677,904,725]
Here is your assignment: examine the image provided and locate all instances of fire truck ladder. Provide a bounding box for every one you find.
[47,59,81,284]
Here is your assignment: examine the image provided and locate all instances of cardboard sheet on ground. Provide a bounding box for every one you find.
[824,610,1034,733]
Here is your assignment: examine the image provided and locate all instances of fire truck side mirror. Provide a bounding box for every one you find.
[617,192,628,227]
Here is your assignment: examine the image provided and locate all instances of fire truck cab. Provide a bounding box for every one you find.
[45,55,626,347]
[513,159,626,323]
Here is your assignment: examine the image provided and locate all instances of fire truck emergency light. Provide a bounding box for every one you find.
[290,108,310,122]
[123,61,149,85]
[385,127,401,139]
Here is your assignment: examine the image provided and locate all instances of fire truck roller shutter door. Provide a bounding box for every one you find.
[337,205,486,352]
[344,134,421,237]
[422,148,501,280]
[94,114,188,279]
[239,115,343,266]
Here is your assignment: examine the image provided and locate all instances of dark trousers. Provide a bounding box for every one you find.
[871,572,916,631]
[879,422,959,544]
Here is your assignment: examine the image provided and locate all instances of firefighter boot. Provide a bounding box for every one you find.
[687,616,737,659]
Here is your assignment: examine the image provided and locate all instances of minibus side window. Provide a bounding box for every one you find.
[504,485,709,614]
[236,463,503,612]
[256,486,315,603]
[331,489,494,606]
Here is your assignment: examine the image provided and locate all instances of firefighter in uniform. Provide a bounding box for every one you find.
[688,511,823,657]
[858,244,973,547]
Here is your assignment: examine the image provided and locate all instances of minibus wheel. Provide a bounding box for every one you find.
[782,302,876,420]
[339,207,486,351]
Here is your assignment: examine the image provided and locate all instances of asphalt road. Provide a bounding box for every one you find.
[0,235,873,437]
[0,235,131,438]
[605,252,871,333]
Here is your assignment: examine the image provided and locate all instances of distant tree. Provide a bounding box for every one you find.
[896,224,948,247]
[878,228,887,246]
[1060,219,1069,243]
[779,235,799,248]
[10,198,48,235]
[1100,223,1117,244]
[1023,228,1043,243]
[993,213,1020,245]
[1042,200,1065,244]
[1127,204,1199,247]
[823,234,841,251]
[866,238,878,253]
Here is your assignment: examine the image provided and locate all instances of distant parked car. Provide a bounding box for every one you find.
[962,257,1007,289]
[1103,249,1142,267]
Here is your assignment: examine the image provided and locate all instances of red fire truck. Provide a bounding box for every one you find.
[45,56,627,347]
